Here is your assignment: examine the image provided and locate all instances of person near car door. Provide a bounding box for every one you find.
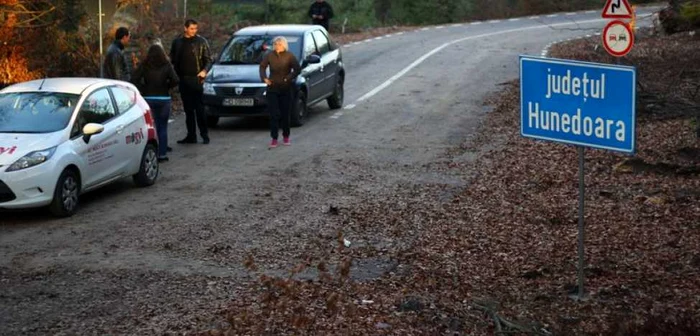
[259,36,301,148]
[308,0,334,31]
[132,44,179,162]
[103,27,131,81]
[169,19,212,145]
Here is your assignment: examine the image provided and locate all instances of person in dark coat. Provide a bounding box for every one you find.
[132,44,179,161]
[169,19,212,145]
[103,27,131,81]
[259,36,301,148]
[308,0,334,31]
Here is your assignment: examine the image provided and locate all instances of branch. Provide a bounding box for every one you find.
[472,301,552,335]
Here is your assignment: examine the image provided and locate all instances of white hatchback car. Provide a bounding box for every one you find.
[0,78,159,217]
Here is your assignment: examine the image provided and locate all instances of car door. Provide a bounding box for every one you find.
[302,32,324,102]
[70,87,124,189]
[109,85,144,174]
[311,29,337,96]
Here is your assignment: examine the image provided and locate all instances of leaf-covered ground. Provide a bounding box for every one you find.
[200,30,700,336]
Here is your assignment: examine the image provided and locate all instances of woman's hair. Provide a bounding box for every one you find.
[142,44,169,70]
[272,36,288,52]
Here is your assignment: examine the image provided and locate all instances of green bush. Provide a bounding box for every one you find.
[680,2,700,26]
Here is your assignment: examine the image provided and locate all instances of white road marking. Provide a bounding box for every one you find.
[488,20,501,24]
[343,104,356,110]
[508,18,520,22]
[374,36,383,40]
[451,23,463,27]
[547,14,558,17]
[435,26,445,29]
[396,32,404,35]
[471,21,482,25]
[385,34,394,38]
[565,12,577,16]
[420,27,430,31]
[529,16,540,19]
[354,18,610,105]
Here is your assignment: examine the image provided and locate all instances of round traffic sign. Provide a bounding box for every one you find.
[602,20,634,57]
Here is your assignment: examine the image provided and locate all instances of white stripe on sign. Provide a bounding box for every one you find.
[353,18,609,105]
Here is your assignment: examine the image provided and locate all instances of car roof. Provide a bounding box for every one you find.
[234,24,322,36]
[0,78,127,95]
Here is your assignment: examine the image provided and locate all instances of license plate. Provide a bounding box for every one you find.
[222,98,254,106]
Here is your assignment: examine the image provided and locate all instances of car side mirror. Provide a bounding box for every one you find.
[82,123,104,144]
[305,54,321,65]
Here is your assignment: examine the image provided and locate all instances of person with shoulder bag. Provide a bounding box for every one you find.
[133,44,179,162]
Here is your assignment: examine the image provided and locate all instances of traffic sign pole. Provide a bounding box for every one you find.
[577,146,586,300]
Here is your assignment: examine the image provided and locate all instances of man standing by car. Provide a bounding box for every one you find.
[308,0,334,31]
[103,27,131,81]
[169,19,212,144]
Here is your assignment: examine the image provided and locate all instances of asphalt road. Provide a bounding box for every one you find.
[0,8,659,335]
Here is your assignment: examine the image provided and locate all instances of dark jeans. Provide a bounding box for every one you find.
[146,99,171,158]
[179,84,208,140]
[267,89,292,139]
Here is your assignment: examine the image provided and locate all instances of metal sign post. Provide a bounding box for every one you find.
[576,145,585,299]
[520,56,636,300]
[99,0,104,78]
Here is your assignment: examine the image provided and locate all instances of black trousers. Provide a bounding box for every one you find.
[313,19,330,31]
[179,83,208,140]
[267,89,291,139]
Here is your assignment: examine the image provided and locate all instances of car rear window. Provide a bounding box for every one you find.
[0,92,79,134]
[218,35,301,65]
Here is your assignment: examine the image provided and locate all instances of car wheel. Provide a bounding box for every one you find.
[133,143,158,187]
[207,115,220,128]
[49,169,80,217]
[291,90,307,127]
[327,77,344,109]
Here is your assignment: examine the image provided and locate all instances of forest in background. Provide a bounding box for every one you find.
[0,0,685,85]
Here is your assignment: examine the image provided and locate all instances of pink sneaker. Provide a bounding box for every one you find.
[283,137,291,146]
[269,139,278,148]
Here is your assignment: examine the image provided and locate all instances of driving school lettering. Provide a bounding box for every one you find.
[88,139,118,165]
[125,129,144,145]
[0,146,17,155]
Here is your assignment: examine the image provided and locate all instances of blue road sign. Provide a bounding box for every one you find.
[520,56,636,153]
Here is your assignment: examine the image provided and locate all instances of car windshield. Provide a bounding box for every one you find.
[0,92,79,133]
[218,35,302,65]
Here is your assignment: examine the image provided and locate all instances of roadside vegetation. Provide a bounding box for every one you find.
[0,0,665,87]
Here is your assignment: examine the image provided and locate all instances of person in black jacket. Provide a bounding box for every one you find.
[103,27,131,81]
[308,0,334,31]
[132,44,179,161]
[169,19,212,145]
[259,37,301,148]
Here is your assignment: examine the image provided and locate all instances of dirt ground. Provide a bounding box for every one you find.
[1,21,698,336]
[199,29,700,335]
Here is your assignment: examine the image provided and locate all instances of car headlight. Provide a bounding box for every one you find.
[6,147,57,172]
[203,82,215,95]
